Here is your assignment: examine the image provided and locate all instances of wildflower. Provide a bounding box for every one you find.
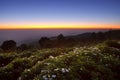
[18,77,21,80]
[61,68,66,73]
[27,69,31,72]
[52,75,56,78]
[44,62,51,65]
[49,56,54,59]
[41,70,49,73]
[43,75,47,79]
[37,61,41,63]
[61,68,69,73]
[54,68,59,71]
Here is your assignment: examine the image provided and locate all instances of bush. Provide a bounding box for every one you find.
[0,45,120,80]
[17,44,28,51]
[0,48,3,53]
[1,40,16,52]
[104,40,120,49]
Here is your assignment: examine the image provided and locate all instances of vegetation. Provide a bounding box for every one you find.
[1,40,16,52]
[0,30,120,80]
[0,41,120,80]
[38,30,120,48]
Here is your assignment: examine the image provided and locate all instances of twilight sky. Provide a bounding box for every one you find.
[0,0,120,29]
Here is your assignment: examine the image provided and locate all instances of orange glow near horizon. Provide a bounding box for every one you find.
[0,22,120,29]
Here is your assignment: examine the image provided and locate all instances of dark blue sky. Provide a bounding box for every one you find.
[0,0,120,26]
[0,0,119,44]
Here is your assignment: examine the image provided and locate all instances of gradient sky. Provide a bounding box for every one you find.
[0,0,120,29]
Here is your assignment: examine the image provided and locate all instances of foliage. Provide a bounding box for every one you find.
[0,43,120,80]
[0,40,16,52]
[17,44,28,51]
[104,40,120,49]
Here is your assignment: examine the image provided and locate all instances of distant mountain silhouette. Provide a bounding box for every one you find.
[0,30,120,52]
[37,30,120,48]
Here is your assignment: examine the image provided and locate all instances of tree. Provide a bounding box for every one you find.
[17,44,28,51]
[39,37,52,48]
[1,40,16,52]
[56,34,66,47]
[57,34,65,41]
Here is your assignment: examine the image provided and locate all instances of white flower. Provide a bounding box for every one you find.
[18,77,21,80]
[42,75,48,80]
[43,75,47,79]
[61,68,66,73]
[65,69,69,72]
[105,64,108,66]
[41,70,49,73]
[49,56,54,59]
[37,61,41,63]
[52,75,56,78]
[27,69,30,72]
[54,68,59,71]
[48,74,50,78]
[61,68,69,73]
[44,62,51,65]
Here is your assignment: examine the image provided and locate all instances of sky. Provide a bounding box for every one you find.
[0,0,120,29]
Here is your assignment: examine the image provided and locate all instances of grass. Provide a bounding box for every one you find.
[0,43,120,80]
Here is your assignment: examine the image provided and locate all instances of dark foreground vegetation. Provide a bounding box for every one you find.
[0,30,120,80]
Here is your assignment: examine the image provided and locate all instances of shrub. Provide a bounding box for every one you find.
[104,40,120,49]
[1,40,16,52]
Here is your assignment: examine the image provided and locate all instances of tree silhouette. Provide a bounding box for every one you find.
[17,44,28,51]
[57,34,65,41]
[1,40,16,52]
[39,37,52,48]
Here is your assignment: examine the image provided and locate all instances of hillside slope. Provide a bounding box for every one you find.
[0,42,120,80]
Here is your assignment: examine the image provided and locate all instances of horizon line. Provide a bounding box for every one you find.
[0,25,120,30]
[0,28,119,30]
